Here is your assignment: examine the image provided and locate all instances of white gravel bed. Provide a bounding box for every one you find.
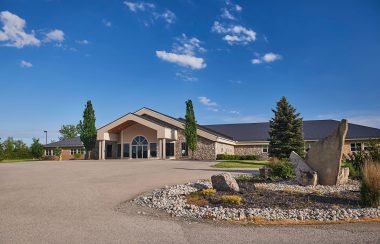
[133,180,380,222]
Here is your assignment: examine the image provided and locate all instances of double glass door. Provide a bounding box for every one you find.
[131,136,148,159]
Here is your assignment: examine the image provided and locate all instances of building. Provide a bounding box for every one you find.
[44,107,380,160]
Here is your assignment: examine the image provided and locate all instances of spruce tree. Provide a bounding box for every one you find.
[185,99,198,159]
[78,100,97,159]
[268,96,305,159]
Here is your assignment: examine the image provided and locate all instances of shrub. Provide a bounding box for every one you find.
[216,154,258,160]
[267,160,295,179]
[186,193,209,206]
[53,147,62,159]
[30,138,44,159]
[43,155,59,161]
[360,160,380,207]
[73,153,82,160]
[201,188,216,197]
[220,195,242,205]
[344,151,369,173]
[342,162,360,178]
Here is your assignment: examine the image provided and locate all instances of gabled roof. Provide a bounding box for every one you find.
[203,120,380,141]
[44,136,83,148]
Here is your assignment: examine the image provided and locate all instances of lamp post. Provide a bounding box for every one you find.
[43,130,47,145]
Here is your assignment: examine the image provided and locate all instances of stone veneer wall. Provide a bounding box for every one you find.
[175,129,216,160]
[234,145,263,155]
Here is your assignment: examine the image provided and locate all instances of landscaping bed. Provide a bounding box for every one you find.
[133,177,380,222]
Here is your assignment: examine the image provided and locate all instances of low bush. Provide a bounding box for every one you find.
[342,162,360,178]
[186,193,209,206]
[73,153,82,160]
[220,195,242,205]
[216,154,258,160]
[200,188,216,197]
[43,155,59,161]
[360,160,380,207]
[267,160,295,179]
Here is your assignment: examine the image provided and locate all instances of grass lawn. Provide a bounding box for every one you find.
[0,159,39,163]
[211,160,269,168]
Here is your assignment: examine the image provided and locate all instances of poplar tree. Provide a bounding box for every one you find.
[269,96,305,159]
[78,100,97,159]
[185,99,198,159]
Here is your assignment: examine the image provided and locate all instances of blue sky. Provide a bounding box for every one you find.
[1,0,380,144]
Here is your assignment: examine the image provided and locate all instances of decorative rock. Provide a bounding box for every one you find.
[290,151,318,186]
[305,119,348,185]
[211,173,240,192]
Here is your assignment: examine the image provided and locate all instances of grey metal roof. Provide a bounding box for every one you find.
[203,120,380,141]
[44,136,83,148]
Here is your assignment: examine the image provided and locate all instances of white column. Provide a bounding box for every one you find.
[101,140,106,160]
[120,130,124,159]
[158,139,162,159]
[162,138,166,159]
[98,141,102,160]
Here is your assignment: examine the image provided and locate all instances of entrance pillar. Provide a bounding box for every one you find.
[162,138,166,159]
[98,140,102,160]
[101,140,106,160]
[120,130,124,159]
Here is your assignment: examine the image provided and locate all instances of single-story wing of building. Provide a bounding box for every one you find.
[44,107,380,160]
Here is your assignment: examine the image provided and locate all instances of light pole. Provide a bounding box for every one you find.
[43,130,47,145]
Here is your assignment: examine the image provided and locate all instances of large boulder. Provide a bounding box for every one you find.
[289,151,318,186]
[305,119,348,185]
[211,173,240,192]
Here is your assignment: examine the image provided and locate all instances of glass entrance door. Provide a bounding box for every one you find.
[131,136,148,159]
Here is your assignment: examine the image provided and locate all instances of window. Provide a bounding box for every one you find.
[363,143,370,151]
[262,145,269,153]
[45,149,53,156]
[181,142,188,157]
[166,143,175,157]
[350,143,362,152]
[70,148,85,155]
[123,144,130,158]
[150,143,157,157]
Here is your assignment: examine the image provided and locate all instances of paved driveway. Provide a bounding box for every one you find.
[0,160,379,244]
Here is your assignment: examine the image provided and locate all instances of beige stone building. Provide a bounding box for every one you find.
[44,107,380,160]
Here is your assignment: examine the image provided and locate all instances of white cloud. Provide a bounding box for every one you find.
[251,52,282,64]
[175,72,198,82]
[262,52,282,62]
[251,58,262,64]
[156,34,206,70]
[229,79,242,84]
[235,4,243,12]
[124,1,155,12]
[212,21,256,45]
[0,11,40,48]
[316,112,380,128]
[102,19,112,27]
[155,9,176,24]
[221,8,235,20]
[156,51,206,69]
[76,39,89,44]
[198,96,217,107]
[20,60,32,68]
[44,29,64,42]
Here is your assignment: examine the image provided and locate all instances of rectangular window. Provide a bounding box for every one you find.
[70,149,76,155]
[350,143,362,152]
[363,143,370,151]
[123,144,130,158]
[166,143,175,157]
[45,149,53,156]
[150,143,157,157]
[262,145,269,153]
[181,142,188,157]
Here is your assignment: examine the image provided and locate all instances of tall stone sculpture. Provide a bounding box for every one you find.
[306,119,348,185]
[290,119,349,186]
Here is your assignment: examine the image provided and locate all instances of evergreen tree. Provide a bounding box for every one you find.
[268,96,305,159]
[78,100,97,159]
[185,99,198,159]
[30,138,44,159]
[59,125,79,140]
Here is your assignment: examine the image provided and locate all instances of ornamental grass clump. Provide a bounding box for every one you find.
[201,188,216,197]
[360,160,380,207]
[220,195,242,205]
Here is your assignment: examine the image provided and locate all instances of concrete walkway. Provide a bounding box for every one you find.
[0,160,379,243]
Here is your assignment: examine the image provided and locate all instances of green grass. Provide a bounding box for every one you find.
[211,160,269,168]
[0,158,39,163]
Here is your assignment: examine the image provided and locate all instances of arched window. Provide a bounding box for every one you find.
[132,136,148,146]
